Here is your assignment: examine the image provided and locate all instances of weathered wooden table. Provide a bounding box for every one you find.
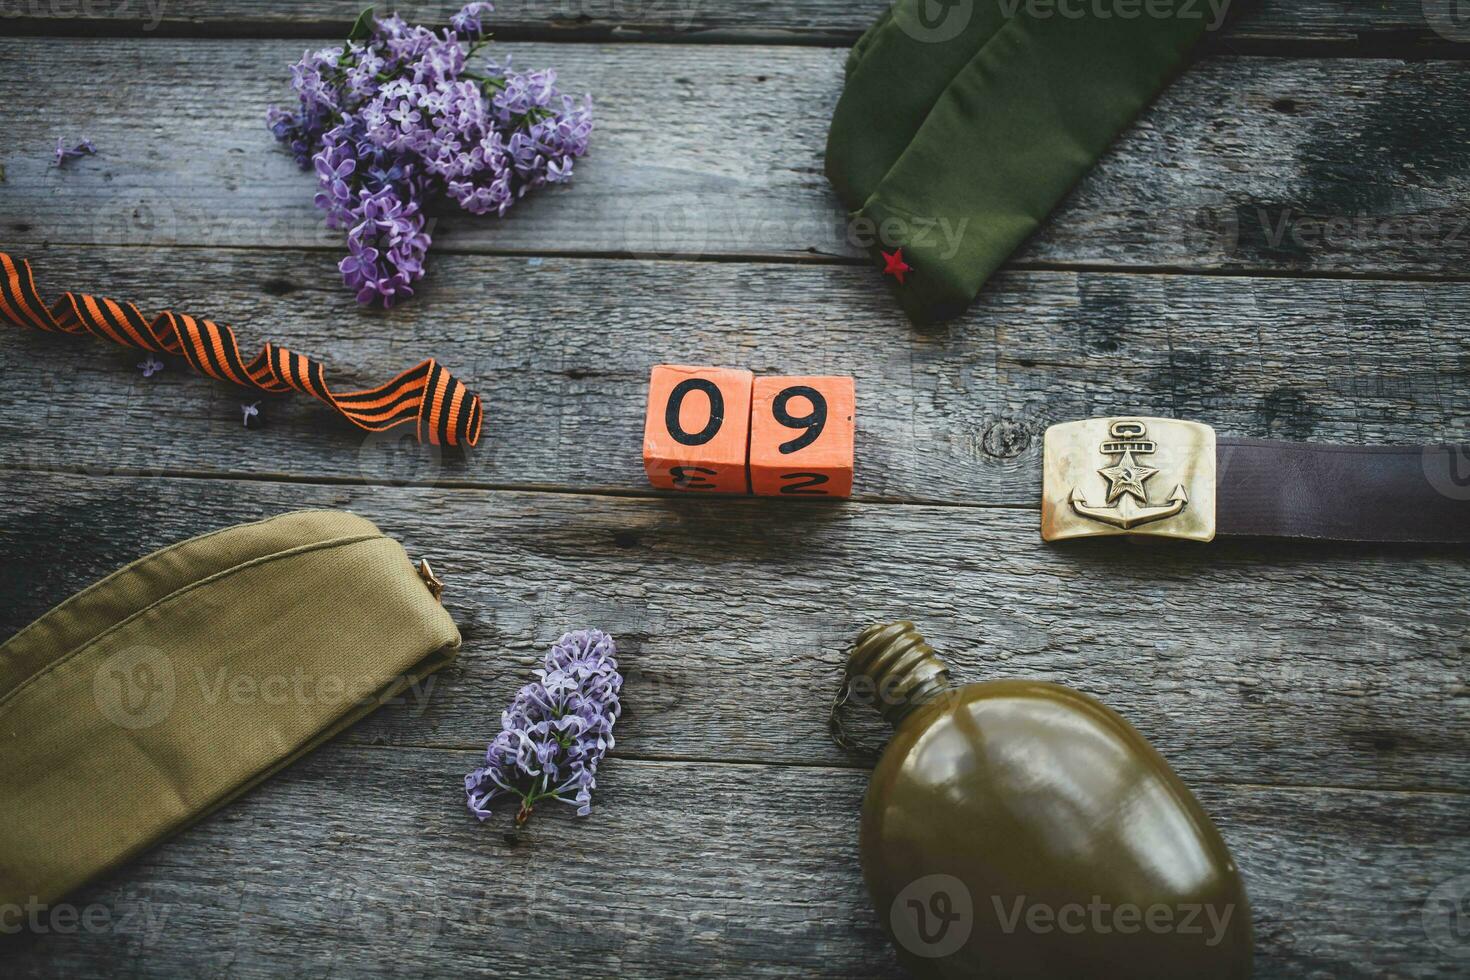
[2,2,1468,976]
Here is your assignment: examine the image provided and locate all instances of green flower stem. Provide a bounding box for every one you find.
[514,775,568,826]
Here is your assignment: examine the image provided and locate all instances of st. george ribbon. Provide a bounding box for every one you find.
[0,252,482,447]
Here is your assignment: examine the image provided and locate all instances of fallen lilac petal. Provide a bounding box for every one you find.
[53,137,99,168]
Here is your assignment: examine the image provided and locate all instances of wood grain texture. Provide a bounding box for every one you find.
[1,246,1466,502]
[1,742,1466,978]
[1,5,1467,973]
[0,0,1459,49]
[1,471,1465,794]
[3,39,1469,277]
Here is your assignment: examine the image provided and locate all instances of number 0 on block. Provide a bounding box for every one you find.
[749,376,855,498]
[643,365,754,493]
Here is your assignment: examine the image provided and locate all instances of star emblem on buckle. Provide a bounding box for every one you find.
[1098,451,1158,504]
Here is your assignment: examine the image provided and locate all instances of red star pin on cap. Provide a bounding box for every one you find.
[881,248,911,285]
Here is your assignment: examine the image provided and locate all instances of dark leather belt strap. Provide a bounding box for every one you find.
[1216,440,1470,544]
[1041,418,1470,544]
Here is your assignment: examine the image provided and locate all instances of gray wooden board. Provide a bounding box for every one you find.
[0,0,1460,47]
[0,742,1466,977]
[3,40,1470,278]
[1,471,1465,795]
[1,247,1466,503]
[2,5,1468,977]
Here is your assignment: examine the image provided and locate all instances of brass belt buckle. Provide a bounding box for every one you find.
[1042,417,1216,542]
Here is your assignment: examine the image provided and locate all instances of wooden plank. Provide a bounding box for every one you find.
[0,0,1458,49]
[3,39,1469,277]
[1,247,1466,504]
[2,471,1465,793]
[1,743,1465,977]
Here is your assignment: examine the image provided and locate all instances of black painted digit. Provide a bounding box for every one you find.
[671,465,718,489]
[772,385,827,454]
[665,379,724,446]
[780,472,830,495]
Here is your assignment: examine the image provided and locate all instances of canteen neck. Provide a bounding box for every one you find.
[846,621,953,728]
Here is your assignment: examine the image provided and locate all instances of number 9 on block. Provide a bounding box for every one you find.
[642,365,754,493]
[750,376,854,498]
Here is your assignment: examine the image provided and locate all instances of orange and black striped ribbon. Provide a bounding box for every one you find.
[0,253,482,447]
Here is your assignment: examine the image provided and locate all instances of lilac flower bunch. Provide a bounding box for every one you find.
[267,4,593,306]
[465,629,622,826]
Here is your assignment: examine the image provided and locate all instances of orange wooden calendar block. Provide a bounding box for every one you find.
[749,375,855,498]
[643,364,754,493]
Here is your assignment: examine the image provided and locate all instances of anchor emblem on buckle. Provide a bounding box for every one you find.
[1041,416,1216,542]
[1069,419,1188,530]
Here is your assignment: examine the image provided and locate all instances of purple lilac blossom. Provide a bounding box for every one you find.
[464,629,622,825]
[451,1,492,35]
[266,3,592,306]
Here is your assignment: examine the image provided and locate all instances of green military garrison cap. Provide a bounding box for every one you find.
[827,0,1216,324]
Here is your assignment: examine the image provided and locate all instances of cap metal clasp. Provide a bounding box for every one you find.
[417,559,445,602]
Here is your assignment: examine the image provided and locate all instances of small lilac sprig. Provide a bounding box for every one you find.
[53,138,97,168]
[267,3,593,307]
[465,629,622,828]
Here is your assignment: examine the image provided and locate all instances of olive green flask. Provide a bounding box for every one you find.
[846,622,1252,978]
